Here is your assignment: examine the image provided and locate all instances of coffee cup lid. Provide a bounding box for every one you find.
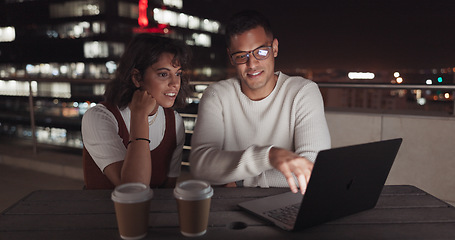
[111,183,153,203]
[174,180,213,200]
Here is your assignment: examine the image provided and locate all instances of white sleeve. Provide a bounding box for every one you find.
[294,82,331,161]
[167,111,184,178]
[81,105,126,172]
[189,86,272,185]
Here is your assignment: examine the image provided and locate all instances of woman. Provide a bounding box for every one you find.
[82,34,191,189]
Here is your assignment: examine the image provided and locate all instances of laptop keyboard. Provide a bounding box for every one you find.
[263,203,300,225]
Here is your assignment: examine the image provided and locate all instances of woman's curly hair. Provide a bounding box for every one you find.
[104,34,192,109]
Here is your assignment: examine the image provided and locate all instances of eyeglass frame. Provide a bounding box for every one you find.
[229,44,273,65]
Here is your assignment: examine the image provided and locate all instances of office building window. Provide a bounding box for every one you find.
[153,8,221,34]
[163,0,182,9]
[50,0,105,18]
[0,27,16,42]
[0,80,31,96]
[185,33,211,47]
[118,1,138,19]
[38,82,72,98]
[1,61,115,80]
[47,21,106,39]
[84,41,124,58]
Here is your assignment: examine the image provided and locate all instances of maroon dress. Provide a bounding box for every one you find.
[82,102,177,189]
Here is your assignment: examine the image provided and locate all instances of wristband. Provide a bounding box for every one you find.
[127,138,151,145]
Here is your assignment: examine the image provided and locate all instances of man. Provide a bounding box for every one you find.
[189,10,331,194]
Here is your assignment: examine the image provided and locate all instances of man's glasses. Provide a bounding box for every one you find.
[230,45,273,65]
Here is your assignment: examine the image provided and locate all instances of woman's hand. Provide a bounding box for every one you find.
[130,89,157,117]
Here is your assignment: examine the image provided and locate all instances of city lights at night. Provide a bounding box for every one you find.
[1,0,455,148]
[1,2,455,233]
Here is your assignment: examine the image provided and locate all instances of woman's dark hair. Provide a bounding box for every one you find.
[104,34,192,109]
[225,10,274,48]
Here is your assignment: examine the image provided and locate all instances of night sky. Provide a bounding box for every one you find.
[183,0,455,70]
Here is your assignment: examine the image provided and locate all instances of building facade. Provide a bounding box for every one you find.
[0,0,227,149]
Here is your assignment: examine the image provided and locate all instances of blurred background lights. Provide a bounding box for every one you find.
[188,16,200,30]
[178,13,189,27]
[75,62,85,75]
[195,85,208,92]
[417,98,426,105]
[426,79,433,85]
[84,41,108,58]
[348,72,375,80]
[163,0,183,9]
[81,102,89,108]
[60,65,68,74]
[152,8,220,35]
[393,72,400,78]
[105,61,117,74]
[31,81,38,93]
[0,26,16,42]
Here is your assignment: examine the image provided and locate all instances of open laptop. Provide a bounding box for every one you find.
[238,138,402,231]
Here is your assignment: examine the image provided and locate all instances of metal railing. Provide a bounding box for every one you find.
[318,83,455,90]
[2,77,455,154]
[318,82,455,116]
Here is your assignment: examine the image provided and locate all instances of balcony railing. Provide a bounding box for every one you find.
[2,77,455,154]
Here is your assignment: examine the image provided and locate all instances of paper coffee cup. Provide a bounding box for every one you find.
[174,180,214,237]
[111,183,154,240]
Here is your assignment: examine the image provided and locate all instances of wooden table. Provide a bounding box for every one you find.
[1,185,455,239]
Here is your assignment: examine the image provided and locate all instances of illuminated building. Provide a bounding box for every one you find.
[0,0,226,148]
[0,0,226,81]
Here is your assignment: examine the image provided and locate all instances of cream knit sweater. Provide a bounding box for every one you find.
[190,72,331,188]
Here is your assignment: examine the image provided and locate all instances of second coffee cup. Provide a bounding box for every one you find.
[174,180,214,237]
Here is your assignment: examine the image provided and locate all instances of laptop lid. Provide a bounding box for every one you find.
[238,138,403,231]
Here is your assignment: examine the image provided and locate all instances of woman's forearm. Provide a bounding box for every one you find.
[121,113,152,185]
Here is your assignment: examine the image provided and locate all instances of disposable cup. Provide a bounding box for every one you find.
[111,183,153,240]
[174,180,213,237]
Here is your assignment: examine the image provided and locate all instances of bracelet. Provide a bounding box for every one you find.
[127,138,151,145]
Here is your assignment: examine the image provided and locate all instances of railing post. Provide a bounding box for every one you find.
[28,80,37,155]
[453,90,455,116]
[453,73,455,116]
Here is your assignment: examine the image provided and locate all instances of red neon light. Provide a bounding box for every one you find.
[138,0,149,27]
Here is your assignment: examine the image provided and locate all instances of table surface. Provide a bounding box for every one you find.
[1,185,455,240]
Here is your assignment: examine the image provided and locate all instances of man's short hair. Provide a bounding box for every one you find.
[225,10,274,48]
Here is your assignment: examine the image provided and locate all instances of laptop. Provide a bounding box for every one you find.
[238,138,403,231]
